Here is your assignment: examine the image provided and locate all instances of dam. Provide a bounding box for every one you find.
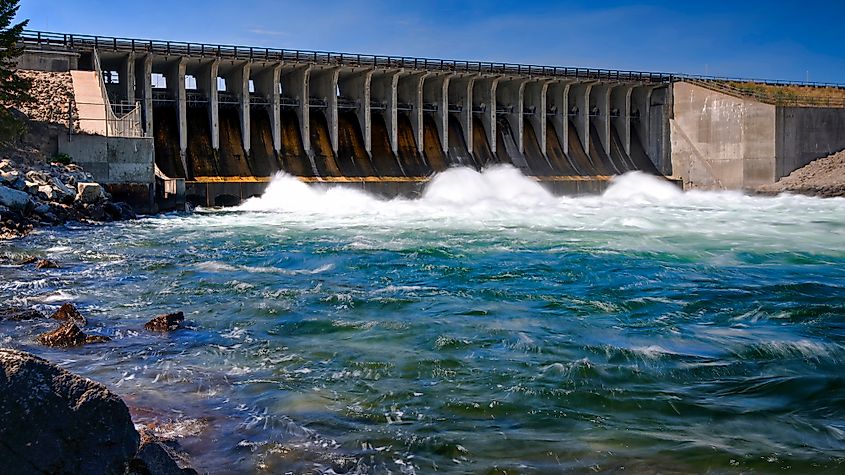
[16,31,845,209]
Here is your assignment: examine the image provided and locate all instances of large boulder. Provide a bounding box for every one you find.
[0,349,140,474]
[76,182,106,204]
[0,185,30,211]
[51,177,76,203]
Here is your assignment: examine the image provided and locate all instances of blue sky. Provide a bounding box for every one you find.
[15,0,845,83]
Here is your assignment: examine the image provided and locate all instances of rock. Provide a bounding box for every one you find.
[51,176,76,203]
[130,432,198,475]
[85,335,112,344]
[37,183,58,201]
[36,322,87,347]
[1,170,23,188]
[35,258,60,269]
[25,170,49,185]
[24,179,40,194]
[144,312,185,332]
[0,306,44,321]
[76,182,106,204]
[0,185,30,211]
[0,349,140,475]
[106,201,137,220]
[50,302,85,325]
[33,203,51,215]
[16,255,37,265]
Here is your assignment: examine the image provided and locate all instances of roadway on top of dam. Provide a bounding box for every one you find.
[21,30,845,89]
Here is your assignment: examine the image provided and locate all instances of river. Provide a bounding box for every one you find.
[2,166,844,473]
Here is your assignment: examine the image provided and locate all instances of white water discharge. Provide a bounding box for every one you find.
[233,165,845,257]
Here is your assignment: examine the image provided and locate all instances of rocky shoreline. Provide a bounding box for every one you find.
[0,157,136,239]
[0,301,195,474]
[756,149,845,198]
[0,348,198,475]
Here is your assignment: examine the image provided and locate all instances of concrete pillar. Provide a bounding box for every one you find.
[648,85,673,175]
[371,69,401,154]
[569,82,594,156]
[229,62,251,153]
[253,63,282,152]
[473,76,499,154]
[122,53,135,106]
[398,71,428,154]
[524,80,549,156]
[166,57,188,173]
[281,65,311,153]
[339,69,373,155]
[591,83,614,156]
[195,60,219,150]
[497,78,528,154]
[632,85,655,158]
[136,55,153,137]
[448,74,475,154]
[547,80,572,155]
[423,74,450,154]
[611,84,636,156]
[310,67,340,153]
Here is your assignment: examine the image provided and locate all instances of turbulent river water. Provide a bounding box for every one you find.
[2,166,845,474]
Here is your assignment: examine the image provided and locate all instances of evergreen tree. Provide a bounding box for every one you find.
[0,0,30,143]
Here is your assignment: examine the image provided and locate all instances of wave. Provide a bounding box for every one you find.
[223,165,845,256]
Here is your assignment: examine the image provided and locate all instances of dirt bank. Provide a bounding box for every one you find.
[757,150,845,198]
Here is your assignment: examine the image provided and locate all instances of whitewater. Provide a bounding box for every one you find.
[2,165,844,473]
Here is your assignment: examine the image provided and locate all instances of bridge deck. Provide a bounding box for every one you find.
[20,30,845,90]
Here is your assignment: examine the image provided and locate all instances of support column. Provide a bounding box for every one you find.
[398,72,427,154]
[230,62,251,153]
[196,60,219,150]
[423,74,450,154]
[473,76,499,154]
[340,69,374,155]
[632,85,655,157]
[254,63,282,152]
[524,80,548,157]
[448,74,475,154]
[310,67,340,153]
[569,82,594,156]
[611,84,636,156]
[591,83,614,157]
[372,70,401,154]
[497,78,528,154]
[281,65,311,153]
[547,80,572,155]
[136,55,153,137]
[122,53,135,105]
[166,57,188,174]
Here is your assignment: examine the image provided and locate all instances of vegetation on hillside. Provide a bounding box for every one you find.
[722,81,845,108]
[0,0,30,144]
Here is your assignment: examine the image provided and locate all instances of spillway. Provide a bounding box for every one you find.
[69,35,676,205]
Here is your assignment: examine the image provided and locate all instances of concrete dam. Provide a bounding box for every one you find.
[17,31,845,209]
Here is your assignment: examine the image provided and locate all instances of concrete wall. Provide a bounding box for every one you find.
[17,50,79,72]
[58,134,155,184]
[670,81,776,189]
[776,107,845,179]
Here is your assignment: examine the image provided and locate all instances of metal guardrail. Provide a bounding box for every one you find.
[20,30,678,84]
[22,30,845,104]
